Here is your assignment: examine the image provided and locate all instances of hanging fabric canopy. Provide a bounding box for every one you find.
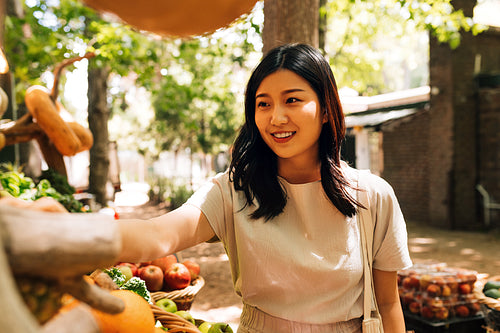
[81,0,259,37]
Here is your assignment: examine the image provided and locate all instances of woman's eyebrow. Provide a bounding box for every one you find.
[255,88,305,99]
[283,88,305,94]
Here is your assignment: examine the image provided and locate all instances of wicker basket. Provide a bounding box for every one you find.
[151,276,205,311]
[474,275,500,333]
[150,304,202,332]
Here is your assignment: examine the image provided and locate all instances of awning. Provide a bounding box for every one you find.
[345,108,419,128]
[341,85,430,128]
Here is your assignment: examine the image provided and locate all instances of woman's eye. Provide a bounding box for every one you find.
[257,101,269,107]
[286,97,299,103]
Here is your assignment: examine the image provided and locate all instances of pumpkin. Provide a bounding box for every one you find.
[81,0,259,37]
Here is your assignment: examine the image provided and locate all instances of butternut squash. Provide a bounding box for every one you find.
[0,87,8,118]
[0,132,5,151]
[66,122,94,152]
[24,86,82,156]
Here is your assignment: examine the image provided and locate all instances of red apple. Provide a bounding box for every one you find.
[182,260,200,280]
[421,306,434,319]
[435,307,449,320]
[139,261,153,267]
[441,285,452,297]
[455,304,470,317]
[164,263,191,290]
[402,277,413,290]
[409,301,420,314]
[426,284,441,297]
[138,264,164,292]
[116,262,139,277]
[468,302,481,315]
[401,291,414,305]
[458,283,471,294]
[152,254,178,273]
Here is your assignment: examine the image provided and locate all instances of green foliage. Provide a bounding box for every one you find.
[104,267,126,288]
[39,168,76,195]
[167,182,194,209]
[325,0,486,95]
[4,0,97,103]
[0,163,86,212]
[0,164,35,199]
[147,176,194,209]
[395,0,485,47]
[121,277,152,303]
[147,36,251,157]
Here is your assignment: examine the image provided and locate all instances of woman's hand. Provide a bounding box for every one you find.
[0,196,68,212]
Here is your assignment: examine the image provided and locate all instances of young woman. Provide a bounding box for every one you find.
[118,43,412,332]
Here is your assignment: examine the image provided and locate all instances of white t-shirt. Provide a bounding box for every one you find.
[186,165,412,324]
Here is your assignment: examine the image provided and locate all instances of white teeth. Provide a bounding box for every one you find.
[272,132,294,138]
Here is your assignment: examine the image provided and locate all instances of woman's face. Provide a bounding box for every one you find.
[254,69,326,165]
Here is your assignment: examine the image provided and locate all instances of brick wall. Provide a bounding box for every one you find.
[381,26,500,229]
[478,87,500,227]
[381,109,430,223]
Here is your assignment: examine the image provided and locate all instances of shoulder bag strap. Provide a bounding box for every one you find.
[357,170,382,322]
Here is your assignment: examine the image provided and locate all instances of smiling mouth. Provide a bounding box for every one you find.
[272,131,295,139]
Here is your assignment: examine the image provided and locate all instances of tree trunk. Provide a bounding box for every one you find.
[318,0,327,53]
[262,0,320,54]
[88,65,110,206]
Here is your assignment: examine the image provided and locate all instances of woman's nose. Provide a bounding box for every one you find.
[270,105,288,125]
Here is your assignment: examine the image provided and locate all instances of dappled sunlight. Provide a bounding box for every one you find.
[408,236,438,253]
[114,191,149,206]
[407,222,500,276]
[190,305,242,330]
[198,253,229,264]
[408,237,437,245]
[114,182,151,207]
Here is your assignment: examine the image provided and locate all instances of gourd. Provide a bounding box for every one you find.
[66,122,94,152]
[24,53,95,157]
[24,85,82,156]
[0,53,95,176]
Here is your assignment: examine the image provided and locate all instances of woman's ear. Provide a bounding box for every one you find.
[322,110,328,124]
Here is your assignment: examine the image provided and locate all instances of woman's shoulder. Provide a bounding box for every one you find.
[341,162,395,195]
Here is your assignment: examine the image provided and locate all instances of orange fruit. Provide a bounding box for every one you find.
[90,290,156,333]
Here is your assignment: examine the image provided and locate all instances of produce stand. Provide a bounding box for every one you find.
[152,276,205,311]
[399,263,488,333]
[404,311,485,333]
[475,276,500,332]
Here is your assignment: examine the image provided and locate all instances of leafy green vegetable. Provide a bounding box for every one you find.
[0,164,87,212]
[121,277,152,304]
[33,179,85,213]
[39,169,76,195]
[103,267,126,288]
[0,169,35,199]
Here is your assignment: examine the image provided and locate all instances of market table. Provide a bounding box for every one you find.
[404,311,486,333]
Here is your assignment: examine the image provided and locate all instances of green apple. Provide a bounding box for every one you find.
[208,322,233,333]
[174,310,195,325]
[198,321,213,333]
[117,265,133,282]
[155,298,177,313]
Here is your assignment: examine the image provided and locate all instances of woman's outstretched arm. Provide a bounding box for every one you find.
[117,204,216,263]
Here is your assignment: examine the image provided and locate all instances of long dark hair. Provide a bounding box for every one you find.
[229,43,359,220]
